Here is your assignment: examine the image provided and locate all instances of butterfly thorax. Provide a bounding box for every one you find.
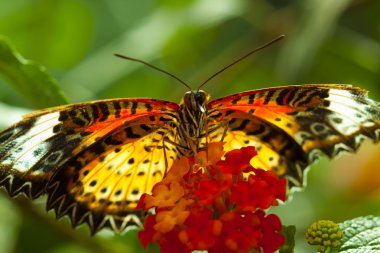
[177,90,209,153]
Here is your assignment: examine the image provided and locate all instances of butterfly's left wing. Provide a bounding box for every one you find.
[207,85,380,187]
[0,98,180,233]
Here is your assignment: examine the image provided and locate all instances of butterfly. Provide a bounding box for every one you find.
[0,83,379,234]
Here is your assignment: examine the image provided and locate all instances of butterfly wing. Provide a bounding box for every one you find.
[0,98,180,232]
[0,109,81,198]
[208,84,380,187]
[46,117,180,234]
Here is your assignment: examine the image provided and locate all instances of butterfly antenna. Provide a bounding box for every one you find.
[114,54,192,90]
[197,35,285,90]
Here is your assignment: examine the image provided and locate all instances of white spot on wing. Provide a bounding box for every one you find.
[332,143,353,157]
[362,120,375,127]
[308,149,324,162]
[310,123,330,136]
[375,129,380,140]
[2,112,60,171]
[327,114,359,135]
[12,142,50,172]
[28,113,60,135]
[327,91,357,106]
[327,101,364,122]
[295,131,313,145]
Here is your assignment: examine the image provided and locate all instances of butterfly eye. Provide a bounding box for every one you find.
[195,90,207,101]
[183,92,199,109]
[183,91,192,105]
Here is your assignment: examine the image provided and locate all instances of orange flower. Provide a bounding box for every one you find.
[154,198,193,233]
[142,181,184,209]
[161,156,191,185]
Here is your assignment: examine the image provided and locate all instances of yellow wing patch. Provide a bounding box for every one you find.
[46,125,179,233]
[69,130,178,212]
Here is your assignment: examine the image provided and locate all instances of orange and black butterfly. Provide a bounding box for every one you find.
[0,38,380,234]
[0,84,379,234]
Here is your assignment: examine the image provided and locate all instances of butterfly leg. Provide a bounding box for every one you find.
[162,137,190,151]
[163,136,208,174]
[162,137,169,176]
[204,113,209,161]
[186,138,211,175]
[219,120,230,142]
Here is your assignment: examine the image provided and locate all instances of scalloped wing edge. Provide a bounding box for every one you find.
[46,180,145,235]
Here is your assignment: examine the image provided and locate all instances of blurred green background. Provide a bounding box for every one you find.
[0,0,379,252]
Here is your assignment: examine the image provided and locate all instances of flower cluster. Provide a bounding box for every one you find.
[137,143,286,253]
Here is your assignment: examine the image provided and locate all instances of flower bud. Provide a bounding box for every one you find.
[306,220,343,252]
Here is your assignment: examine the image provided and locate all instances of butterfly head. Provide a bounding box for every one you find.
[182,90,209,113]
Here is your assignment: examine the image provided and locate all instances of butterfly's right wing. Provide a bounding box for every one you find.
[45,115,182,234]
[0,98,179,199]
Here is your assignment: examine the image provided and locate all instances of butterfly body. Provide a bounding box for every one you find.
[177,90,209,154]
[0,84,379,233]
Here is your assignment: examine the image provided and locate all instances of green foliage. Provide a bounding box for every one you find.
[0,36,67,108]
[339,216,380,253]
[279,225,296,253]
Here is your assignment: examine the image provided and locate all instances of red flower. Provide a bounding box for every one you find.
[261,214,286,253]
[138,215,156,249]
[193,176,230,205]
[231,169,286,211]
[137,143,286,253]
[157,230,189,253]
[217,146,257,175]
[178,206,222,251]
[218,211,263,253]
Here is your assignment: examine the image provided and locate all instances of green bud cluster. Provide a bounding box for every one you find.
[305,220,343,252]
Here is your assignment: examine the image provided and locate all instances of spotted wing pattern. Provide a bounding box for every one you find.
[208,85,380,187]
[46,121,180,233]
[0,98,180,233]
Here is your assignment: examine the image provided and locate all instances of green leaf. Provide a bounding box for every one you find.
[339,216,380,253]
[0,35,68,108]
[279,225,296,253]
[325,248,340,253]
